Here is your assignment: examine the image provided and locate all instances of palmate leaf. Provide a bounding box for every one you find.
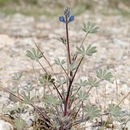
[10,88,18,94]
[23,95,34,104]
[43,95,61,105]
[56,76,66,86]
[26,48,42,60]
[12,72,23,80]
[83,22,99,33]
[86,45,97,56]
[69,63,77,72]
[84,105,101,120]
[76,45,97,57]
[14,118,26,130]
[77,91,88,100]
[76,45,86,56]
[96,69,113,81]
[24,85,35,92]
[87,77,99,87]
[108,104,122,117]
[78,79,88,87]
[54,58,65,66]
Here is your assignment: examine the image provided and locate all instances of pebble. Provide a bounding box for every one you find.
[0,120,13,130]
[0,35,14,48]
[113,39,129,47]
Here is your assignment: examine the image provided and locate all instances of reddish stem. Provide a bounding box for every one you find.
[66,19,73,77]
[66,21,71,65]
[74,32,88,61]
[64,57,84,116]
[1,87,50,123]
[38,60,63,101]
[73,100,83,119]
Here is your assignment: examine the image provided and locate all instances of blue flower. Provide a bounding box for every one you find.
[59,16,65,23]
[69,16,74,22]
[59,6,74,23]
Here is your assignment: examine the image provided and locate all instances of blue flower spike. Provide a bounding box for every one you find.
[59,16,65,23]
[69,16,74,22]
[64,6,71,18]
[59,6,74,23]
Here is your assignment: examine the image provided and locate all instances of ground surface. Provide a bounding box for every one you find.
[0,8,130,129]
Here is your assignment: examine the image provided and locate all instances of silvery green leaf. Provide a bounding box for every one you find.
[76,45,86,56]
[39,77,45,84]
[12,72,22,80]
[14,118,26,130]
[104,72,113,81]
[83,22,99,33]
[77,91,88,100]
[69,63,77,71]
[24,85,35,92]
[86,45,97,56]
[26,48,42,61]
[43,95,61,105]
[54,58,65,66]
[96,69,113,81]
[23,95,33,104]
[10,88,18,93]
[84,105,101,120]
[108,104,122,117]
[78,79,88,87]
[56,77,66,86]
[87,77,99,87]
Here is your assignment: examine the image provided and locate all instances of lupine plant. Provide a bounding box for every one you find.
[3,6,128,130]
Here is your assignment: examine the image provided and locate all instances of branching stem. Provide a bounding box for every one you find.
[34,41,54,73]
[74,32,89,61]
[64,57,84,116]
[1,87,50,123]
[37,60,63,101]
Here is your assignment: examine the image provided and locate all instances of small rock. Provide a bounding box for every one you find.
[0,35,14,48]
[0,120,13,130]
[28,127,33,130]
[126,121,130,130]
[39,15,47,21]
[113,39,129,47]
[22,115,34,127]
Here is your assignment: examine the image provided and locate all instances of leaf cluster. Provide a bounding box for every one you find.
[83,21,99,33]
[12,72,22,80]
[83,105,101,120]
[108,104,122,117]
[54,58,65,66]
[76,45,97,57]
[96,69,113,81]
[26,48,42,61]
